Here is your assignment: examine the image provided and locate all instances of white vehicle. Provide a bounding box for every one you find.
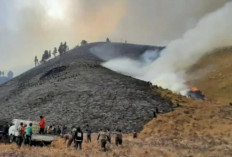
[9,119,55,145]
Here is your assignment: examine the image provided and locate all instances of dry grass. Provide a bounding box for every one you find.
[0,135,177,157]
[187,46,232,103]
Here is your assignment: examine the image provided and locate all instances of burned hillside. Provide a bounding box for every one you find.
[0,42,173,132]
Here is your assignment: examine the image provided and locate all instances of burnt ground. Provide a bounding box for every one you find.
[0,42,172,132]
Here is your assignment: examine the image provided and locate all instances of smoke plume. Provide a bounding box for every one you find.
[0,0,230,73]
[102,2,232,94]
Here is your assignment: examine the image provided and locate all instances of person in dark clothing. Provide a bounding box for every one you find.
[153,112,157,118]
[57,126,61,135]
[86,129,91,143]
[74,127,83,150]
[2,123,9,143]
[115,130,123,146]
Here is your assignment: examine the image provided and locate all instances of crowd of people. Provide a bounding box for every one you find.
[62,126,125,151]
[3,115,138,151]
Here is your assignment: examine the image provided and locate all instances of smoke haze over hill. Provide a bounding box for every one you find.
[100,2,232,94]
[0,0,230,71]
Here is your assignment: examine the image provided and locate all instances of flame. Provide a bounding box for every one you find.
[190,87,199,92]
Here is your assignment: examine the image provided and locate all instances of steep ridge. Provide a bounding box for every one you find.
[0,42,172,132]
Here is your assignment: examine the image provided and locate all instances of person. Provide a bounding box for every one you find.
[47,125,52,134]
[39,116,45,134]
[153,111,157,118]
[51,125,56,135]
[2,123,9,143]
[17,123,24,148]
[71,127,77,136]
[61,125,67,135]
[62,134,73,148]
[74,127,83,150]
[97,129,109,151]
[115,129,123,146]
[57,125,61,135]
[133,130,137,139]
[86,129,91,143]
[106,129,111,143]
[22,124,27,144]
[25,123,32,145]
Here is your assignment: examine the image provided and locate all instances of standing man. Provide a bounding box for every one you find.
[115,129,123,146]
[39,116,45,134]
[97,129,109,151]
[86,129,91,143]
[106,129,111,143]
[26,123,32,145]
[3,122,9,143]
[17,123,24,148]
[74,127,83,150]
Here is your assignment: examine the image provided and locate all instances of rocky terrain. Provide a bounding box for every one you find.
[0,42,172,132]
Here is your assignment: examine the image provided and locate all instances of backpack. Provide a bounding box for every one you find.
[77,132,82,137]
[75,131,83,141]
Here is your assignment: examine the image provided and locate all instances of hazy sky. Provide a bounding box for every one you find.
[0,0,231,73]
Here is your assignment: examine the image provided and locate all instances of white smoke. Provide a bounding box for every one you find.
[141,2,232,94]
[102,2,232,95]
[102,49,160,78]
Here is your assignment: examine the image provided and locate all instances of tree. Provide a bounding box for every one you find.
[58,42,64,55]
[106,37,110,42]
[41,50,49,62]
[63,42,67,53]
[53,47,57,57]
[7,71,14,79]
[81,40,87,46]
[34,56,39,66]
[0,71,2,77]
[48,50,51,59]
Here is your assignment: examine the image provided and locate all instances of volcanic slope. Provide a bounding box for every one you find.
[0,42,172,132]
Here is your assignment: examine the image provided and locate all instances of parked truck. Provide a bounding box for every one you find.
[9,119,55,145]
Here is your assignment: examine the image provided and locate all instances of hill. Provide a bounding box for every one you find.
[0,77,11,85]
[187,46,232,103]
[0,42,172,132]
